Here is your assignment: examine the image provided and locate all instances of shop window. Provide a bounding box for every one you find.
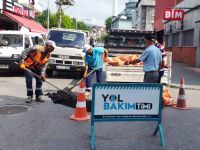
[182,29,194,46]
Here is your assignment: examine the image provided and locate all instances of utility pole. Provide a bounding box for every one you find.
[47,0,50,29]
[58,3,62,28]
[74,18,77,29]
[55,0,74,28]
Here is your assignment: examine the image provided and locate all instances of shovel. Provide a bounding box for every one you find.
[15,62,68,95]
[68,69,96,91]
[15,62,96,94]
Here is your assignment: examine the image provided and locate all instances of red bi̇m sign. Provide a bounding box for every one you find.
[163,9,184,21]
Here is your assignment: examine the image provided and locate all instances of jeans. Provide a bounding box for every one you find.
[24,69,43,97]
[157,71,165,83]
[144,71,159,83]
[85,67,103,92]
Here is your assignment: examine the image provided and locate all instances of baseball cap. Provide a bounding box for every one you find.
[45,40,56,49]
[145,35,155,41]
[82,44,91,53]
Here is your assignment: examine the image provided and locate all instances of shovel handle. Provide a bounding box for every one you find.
[69,69,96,91]
[15,62,68,94]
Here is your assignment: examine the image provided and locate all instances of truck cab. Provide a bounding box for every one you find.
[46,29,87,77]
[0,31,44,71]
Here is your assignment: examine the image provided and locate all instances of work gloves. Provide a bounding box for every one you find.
[19,63,25,70]
[41,74,46,82]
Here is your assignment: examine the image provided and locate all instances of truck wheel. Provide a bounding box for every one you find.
[46,70,53,77]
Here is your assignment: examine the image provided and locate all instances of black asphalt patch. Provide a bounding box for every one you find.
[46,87,92,112]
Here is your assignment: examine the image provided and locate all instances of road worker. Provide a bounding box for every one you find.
[19,40,56,103]
[83,44,108,95]
[125,35,162,83]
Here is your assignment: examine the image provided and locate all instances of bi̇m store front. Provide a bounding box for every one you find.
[163,1,200,67]
[0,0,47,33]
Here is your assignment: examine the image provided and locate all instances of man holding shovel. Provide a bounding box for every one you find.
[19,40,56,103]
[83,44,108,95]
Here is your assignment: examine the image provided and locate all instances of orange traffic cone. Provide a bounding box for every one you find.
[70,80,90,121]
[172,77,190,110]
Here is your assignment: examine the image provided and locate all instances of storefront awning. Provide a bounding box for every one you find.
[4,11,48,33]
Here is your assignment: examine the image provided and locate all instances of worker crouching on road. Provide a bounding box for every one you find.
[19,40,56,103]
[83,44,108,95]
[125,35,162,83]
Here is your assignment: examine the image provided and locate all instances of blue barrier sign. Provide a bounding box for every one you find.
[90,83,164,149]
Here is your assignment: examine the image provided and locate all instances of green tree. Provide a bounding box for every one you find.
[35,10,57,28]
[55,10,74,28]
[49,12,58,28]
[35,10,48,28]
[105,16,112,32]
[35,10,90,30]
[100,31,108,43]
[77,21,90,31]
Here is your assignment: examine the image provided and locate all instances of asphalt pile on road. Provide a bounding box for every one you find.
[46,87,92,112]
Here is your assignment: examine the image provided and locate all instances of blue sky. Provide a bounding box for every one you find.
[39,0,128,26]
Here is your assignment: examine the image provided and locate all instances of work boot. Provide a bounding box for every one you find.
[35,96,45,102]
[26,96,32,103]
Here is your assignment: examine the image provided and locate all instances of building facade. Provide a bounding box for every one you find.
[133,0,155,31]
[154,0,184,43]
[0,0,47,33]
[111,0,137,29]
[90,25,105,41]
[18,0,43,15]
[162,0,200,66]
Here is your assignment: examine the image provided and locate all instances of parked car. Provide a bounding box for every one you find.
[0,31,44,72]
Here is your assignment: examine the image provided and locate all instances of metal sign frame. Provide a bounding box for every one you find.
[90,83,164,149]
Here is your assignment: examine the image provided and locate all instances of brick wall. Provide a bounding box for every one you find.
[165,47,196,66]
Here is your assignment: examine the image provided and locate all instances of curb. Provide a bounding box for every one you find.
[163,83,200,91]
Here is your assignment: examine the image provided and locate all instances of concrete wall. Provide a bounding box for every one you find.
[140,0,155,6]
[134,0,155,31]
[145,6,155,31]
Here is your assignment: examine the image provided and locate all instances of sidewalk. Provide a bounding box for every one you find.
[171,61,200,89]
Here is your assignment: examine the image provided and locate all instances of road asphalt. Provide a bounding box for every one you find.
[0,61,200,150]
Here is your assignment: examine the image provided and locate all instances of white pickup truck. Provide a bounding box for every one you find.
[105,29,172,84]
[46,29,89,77]
[0,31,44,72]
